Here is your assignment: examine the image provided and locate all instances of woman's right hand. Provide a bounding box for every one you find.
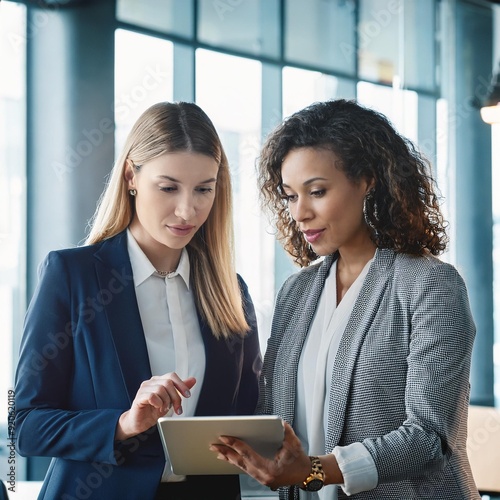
[115,373,196,441]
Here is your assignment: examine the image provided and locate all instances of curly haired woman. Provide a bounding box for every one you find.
[211,99,480,499]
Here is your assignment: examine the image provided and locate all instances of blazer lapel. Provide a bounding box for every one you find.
[325,249,396,451]
[276,255,335,425]
[93,231,152,404]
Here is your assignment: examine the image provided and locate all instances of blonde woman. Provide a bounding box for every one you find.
[15,102,261,500]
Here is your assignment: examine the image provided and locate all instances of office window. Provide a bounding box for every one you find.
[415,94,439,171]
[357,81,418,144]
[358,0,437,90]
[283,66,356,118]
[198,0,280,58]
[493,124,500,406]
[115,29,174,153]
[435,97,449,202]
[358,0,400,84]
[0,1,26,425]
[196,49,275,344]
[285,0,356,75]
[117,0,194,39]
[403,0,437,91]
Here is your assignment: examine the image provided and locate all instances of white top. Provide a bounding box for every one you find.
[295,256,378,498]
[127,229,206,481]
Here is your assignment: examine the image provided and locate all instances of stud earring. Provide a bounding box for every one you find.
[129,189,137,196]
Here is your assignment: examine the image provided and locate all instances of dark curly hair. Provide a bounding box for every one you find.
[257,99,448,267]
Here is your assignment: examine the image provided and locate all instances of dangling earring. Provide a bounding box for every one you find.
[129,189,137,196]
[363,191,378,231]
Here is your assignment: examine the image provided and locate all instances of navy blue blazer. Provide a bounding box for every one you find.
[15,230,262,499]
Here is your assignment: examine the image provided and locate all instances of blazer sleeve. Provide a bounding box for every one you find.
[235,275,262,415]
[255,295,281,417]
[14,251,123,465]
[362,262,476,482]
[256,271,299,417]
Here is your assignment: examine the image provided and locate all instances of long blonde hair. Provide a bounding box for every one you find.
[87,102,249,338]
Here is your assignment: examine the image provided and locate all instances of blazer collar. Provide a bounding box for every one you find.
[324,248,396,450]
[275,255,335,425]
[93,230,152,404]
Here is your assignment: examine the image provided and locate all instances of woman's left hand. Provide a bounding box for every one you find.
[209,422,311,491]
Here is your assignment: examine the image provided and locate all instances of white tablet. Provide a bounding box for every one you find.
[157,415,284,475]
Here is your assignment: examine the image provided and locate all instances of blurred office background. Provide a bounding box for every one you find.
[1,0,500,496]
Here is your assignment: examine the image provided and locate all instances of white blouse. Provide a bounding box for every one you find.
[295,256,378,498]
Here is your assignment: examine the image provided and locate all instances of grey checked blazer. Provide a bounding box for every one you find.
[257,248,480,499]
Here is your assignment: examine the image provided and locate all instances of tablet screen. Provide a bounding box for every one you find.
[157,415,284,475]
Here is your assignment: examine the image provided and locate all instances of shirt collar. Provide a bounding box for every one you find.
[126,228,191,289]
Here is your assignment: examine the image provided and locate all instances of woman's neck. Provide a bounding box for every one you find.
[128,223,182,273]
[335,244,376,304]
